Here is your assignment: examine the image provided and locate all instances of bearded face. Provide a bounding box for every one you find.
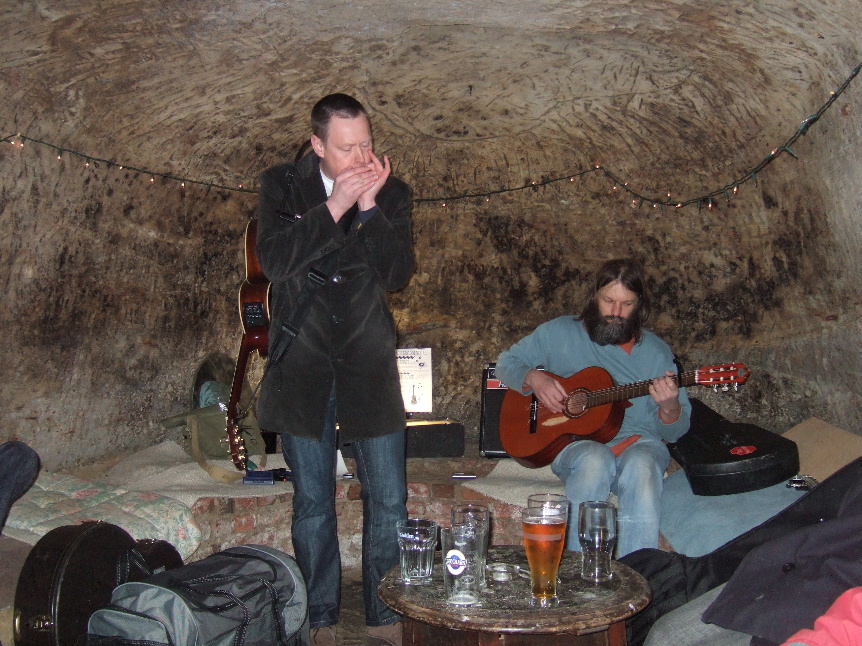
[591,315,638,346]
[582,281,641,346]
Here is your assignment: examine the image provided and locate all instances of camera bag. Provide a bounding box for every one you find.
[86,544,309,646]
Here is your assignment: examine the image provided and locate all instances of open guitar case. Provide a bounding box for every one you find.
[669,398,799,495]
[13,522,183,646]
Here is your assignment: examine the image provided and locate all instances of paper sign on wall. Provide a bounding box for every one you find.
[397,348,432,413]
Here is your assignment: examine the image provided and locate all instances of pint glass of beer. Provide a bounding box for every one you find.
[521,506,567,607]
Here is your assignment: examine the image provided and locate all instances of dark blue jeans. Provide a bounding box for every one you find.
[281,390,407,629]
[0,441,40,530]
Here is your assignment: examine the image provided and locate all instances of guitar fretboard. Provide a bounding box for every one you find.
[586,370,699,408]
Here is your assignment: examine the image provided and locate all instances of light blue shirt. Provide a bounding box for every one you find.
[495,316,691,445]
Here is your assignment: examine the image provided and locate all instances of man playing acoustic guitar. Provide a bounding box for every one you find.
[496,258,691,556]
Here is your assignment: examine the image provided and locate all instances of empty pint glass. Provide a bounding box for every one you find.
[451,504,489,589]
[396,519,438,584]
[521,506,566,607]
[578,501,617,583]
[442,524,481,605]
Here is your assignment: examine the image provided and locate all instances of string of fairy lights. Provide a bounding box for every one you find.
[2,61,860,211]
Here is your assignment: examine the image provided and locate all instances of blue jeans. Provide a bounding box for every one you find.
[281,389,406,629]
[0,441,40,531]
[551,438,670,556]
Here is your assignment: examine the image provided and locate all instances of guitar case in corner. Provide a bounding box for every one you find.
[669,398,800,496]
[13,521,183,646]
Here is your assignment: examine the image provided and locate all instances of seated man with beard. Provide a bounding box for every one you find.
[496,258,691,556]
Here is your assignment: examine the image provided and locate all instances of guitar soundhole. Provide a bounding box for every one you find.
[564,391,588,418]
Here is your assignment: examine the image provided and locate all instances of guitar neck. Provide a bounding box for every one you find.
[586,370,698,408]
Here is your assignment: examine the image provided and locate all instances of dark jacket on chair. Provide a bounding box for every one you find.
[622,457,862,646]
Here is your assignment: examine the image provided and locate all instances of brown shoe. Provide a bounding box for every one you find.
[367,621,402,646]
[311,626,337,646]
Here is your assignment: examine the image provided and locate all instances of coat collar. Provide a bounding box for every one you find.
[294,152,327,211]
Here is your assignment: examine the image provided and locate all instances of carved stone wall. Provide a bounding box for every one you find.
[1,0,859,468]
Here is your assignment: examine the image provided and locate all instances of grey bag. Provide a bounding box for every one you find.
[86,545,309,646]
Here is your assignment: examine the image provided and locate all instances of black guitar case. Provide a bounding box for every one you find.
[669,398,800,495]
[13,521,183,646]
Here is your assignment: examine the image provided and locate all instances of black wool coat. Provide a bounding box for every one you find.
[255,152,414,442]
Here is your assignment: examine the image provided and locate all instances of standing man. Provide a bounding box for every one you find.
[256,93,414,646]
[496,258,691,557]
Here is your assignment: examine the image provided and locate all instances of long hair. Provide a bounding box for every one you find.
[311,93,368,141]
[576,258,651,343]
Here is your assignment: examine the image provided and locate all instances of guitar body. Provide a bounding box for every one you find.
[497,362,750,470]
[499,367,627,469]
[225,219,272,470]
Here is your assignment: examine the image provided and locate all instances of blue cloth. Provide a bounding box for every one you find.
[659,469,805,556]
[496,315,691,556]
[281,387,406,629]
[0,441,40,530]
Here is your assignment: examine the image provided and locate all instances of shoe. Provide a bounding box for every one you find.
[367,621,402,646]
[311,625,337,646]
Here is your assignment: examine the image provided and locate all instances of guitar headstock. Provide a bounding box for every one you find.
[226,418,249,471]
[695,363,750,392]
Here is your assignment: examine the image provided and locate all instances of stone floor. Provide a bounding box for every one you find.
[341,570,374,646]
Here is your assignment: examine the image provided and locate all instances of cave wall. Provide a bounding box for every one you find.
[1,0,859,469]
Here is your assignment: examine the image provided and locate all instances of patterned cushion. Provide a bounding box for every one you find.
[4,472,201,560]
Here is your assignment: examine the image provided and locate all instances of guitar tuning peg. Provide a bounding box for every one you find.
[734,383,740,392]
[721,384,730,392]
[713,385,720,393]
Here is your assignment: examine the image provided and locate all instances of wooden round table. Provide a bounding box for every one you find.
[378,546,651,646]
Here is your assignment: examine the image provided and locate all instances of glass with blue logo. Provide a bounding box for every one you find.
[441,524,482,605]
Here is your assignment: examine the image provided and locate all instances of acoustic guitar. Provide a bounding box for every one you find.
[225,218,271,470]
[499,363,750,469]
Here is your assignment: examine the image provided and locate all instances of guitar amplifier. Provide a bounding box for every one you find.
[480,363,510,458]
[340,418,465,459]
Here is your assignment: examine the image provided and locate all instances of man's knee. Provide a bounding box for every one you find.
[552,441,616,484]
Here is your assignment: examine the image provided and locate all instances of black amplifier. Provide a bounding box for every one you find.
[479,363,510,458]
[340,418,465,459]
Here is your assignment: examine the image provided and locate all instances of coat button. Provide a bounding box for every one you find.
[782,562,796,573]
[331,273,343,283]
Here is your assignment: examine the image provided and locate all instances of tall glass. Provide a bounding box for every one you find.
[521,506,566,607]
[577,501,617,583]
[451,504,489,589]
[441,524,481,605]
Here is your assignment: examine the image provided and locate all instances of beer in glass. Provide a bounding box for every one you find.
[521,506,566,607]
